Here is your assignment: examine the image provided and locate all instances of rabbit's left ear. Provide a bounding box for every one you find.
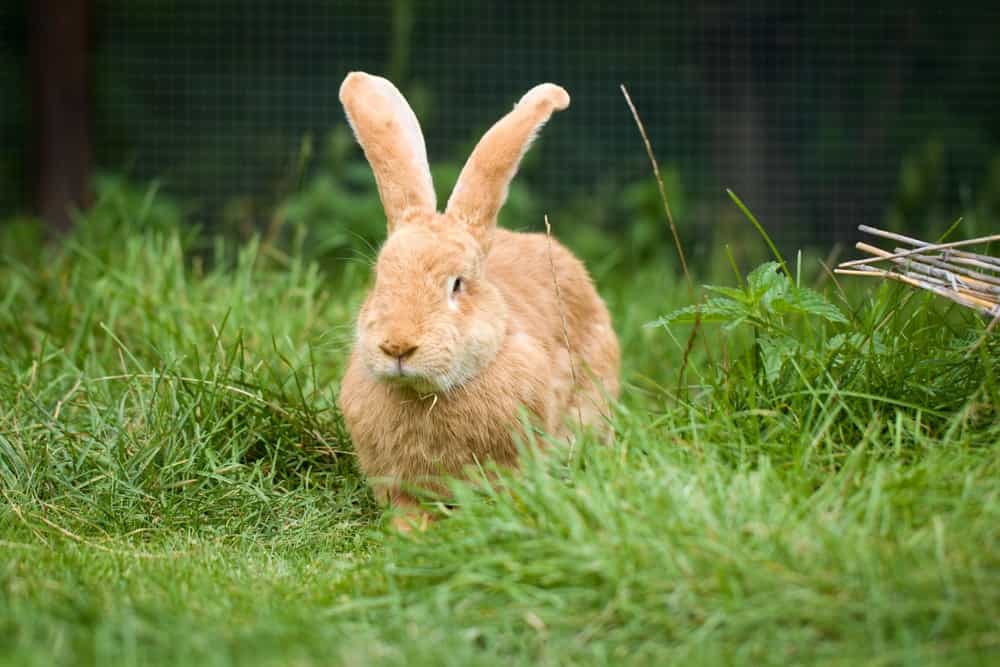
[446,84,569,249]
[340,72,436,232]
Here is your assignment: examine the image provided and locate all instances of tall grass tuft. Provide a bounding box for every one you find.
[0,179,997,665]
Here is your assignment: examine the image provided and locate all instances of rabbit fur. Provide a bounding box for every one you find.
[336,72,619,528]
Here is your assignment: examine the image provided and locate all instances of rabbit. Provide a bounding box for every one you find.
[336,72,619,530]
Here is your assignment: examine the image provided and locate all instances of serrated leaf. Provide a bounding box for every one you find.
[759,335,799,384]
[746,262,788,303]
[651,261,846,335]
[771,287,848,323]
[648,297,749,327]
[721,314,751,332]
[703,285,749,303]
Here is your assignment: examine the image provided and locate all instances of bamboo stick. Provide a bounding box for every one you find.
[836,227,1000,318]
[838,234,1000,269]
[892,249,1000,290]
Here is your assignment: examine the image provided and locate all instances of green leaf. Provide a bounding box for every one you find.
[651,261,846,334]
[746,262,788,304]
[759,335,799,384]
[771,286,848,323]
[703,285,749,303]
[648,297,749,327]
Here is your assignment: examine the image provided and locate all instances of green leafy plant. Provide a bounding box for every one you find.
[654,261,847,383]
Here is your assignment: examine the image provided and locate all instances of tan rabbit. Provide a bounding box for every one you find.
[336,72,619,530]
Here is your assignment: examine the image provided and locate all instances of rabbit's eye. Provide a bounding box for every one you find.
[451,277,463,294]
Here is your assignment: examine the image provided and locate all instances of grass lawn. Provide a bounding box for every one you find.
[1,184,998,666]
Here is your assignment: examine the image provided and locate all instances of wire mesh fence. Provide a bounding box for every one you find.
[2,1,999,249]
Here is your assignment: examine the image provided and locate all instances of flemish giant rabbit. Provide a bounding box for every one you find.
[337,72,620,530]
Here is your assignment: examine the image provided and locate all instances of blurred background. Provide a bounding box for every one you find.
[1,0,998,257]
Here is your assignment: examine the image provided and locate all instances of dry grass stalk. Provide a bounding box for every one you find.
[544,214,585,441]
[621,83,720,373]
[835,226,1000,318]
[620,84,693,300]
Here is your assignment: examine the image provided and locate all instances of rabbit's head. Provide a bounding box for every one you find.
[339,72,569,393]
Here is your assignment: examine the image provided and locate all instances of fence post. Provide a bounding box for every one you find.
[29,0,93,232]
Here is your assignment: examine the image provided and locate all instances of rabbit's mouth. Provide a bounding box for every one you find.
[374,361,443,392]
[364,343,478,394]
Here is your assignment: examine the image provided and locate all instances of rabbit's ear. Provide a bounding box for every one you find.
[446,84,569,248]
[340,72,436,231]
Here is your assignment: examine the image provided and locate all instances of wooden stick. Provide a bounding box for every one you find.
[881,272,998,315]
[857,225,928,247]
[834,267,891,277]
[946,254,1000,273]
[892,249,1000,289]
[850,242,998,299]
[836,263,999,314]
[857,225,1000,270]
[886,251,1000,298]
[838,226,1000,317]
[839,234,1000,268]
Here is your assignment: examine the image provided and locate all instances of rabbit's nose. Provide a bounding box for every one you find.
[379,340,418,360]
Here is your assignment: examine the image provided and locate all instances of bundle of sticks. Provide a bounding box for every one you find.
[835,226,1000,318]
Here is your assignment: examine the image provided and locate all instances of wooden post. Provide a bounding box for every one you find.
[29,0,93,232]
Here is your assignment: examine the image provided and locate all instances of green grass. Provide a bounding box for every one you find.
[1,183,998,666]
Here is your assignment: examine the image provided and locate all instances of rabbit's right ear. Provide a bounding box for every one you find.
[340,72,436,231]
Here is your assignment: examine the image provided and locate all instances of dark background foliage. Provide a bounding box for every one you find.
[1,1,998,249]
